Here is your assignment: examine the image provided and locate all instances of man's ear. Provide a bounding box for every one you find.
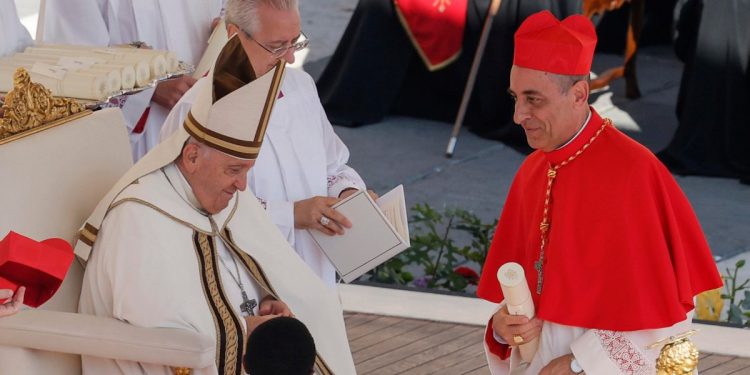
[572,79,590,107]
[226,23,240,38]
[181,143,201,174]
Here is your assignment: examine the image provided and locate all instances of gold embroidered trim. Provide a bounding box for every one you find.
[255,60,285,143]
[109,198,213,235]
[193,232,244,375]
[221,229,335,375]
[184,112,261,159]
[393,3,462,72]
[79,222,98,246]
[220,228,276,298]
[314,354,335,375]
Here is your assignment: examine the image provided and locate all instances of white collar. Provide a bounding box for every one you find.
[556,110,592,150]
[163,162,205,214]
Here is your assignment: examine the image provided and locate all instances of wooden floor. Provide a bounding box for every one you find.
[344,313,750,375]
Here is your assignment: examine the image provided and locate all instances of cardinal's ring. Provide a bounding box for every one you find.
[320,216,331,226]
[513,335,524,344]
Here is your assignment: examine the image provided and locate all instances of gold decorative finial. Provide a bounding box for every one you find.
[172,367,192,375]
[0,68,84,140]
[649,330,699,375]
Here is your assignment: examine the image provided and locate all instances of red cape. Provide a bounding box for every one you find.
[394,0,467,71]
[478,109,722,331]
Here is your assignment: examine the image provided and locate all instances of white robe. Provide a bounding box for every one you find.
[37,0,224,161]
[484,303,694,375]
[160,67,366,287]
[79,160,356,374]
[80,165,263,374]
[0,0,33,57]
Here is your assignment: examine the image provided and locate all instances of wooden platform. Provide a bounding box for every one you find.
[344,313,750,374]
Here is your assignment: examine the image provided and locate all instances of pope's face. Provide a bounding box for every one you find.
[189,146,255,214]
[235,4,301,76]
[508,65,583,152]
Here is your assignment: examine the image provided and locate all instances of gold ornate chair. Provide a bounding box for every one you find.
[0,69,214,374]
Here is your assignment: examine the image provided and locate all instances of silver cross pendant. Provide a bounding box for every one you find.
[534,258,544,295]
[240,291,257,316]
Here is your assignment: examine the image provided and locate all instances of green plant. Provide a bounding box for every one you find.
[721,259,750,326]
[366,203,497,293]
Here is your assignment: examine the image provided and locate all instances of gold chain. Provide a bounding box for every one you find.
[534,118,611,294]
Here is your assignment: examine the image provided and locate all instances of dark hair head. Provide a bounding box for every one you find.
[244,317,316,375]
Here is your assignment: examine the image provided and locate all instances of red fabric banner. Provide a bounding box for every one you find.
[394,0,468,71]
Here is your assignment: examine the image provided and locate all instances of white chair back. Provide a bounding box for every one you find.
[0,108,133,374]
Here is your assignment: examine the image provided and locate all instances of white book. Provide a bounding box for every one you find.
[308,185,410,283]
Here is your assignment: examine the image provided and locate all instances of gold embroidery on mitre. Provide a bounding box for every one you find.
[1,68,84,140]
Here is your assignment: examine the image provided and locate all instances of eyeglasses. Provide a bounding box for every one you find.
[243,30,309,59]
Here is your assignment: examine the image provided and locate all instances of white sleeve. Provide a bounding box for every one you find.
[311,76,366,198]
[0,0,33,56]
[159,84,198,141]
[570,314,693,374]
[38,0,111,45]
[261,200,295,245]
[121,89,155,138]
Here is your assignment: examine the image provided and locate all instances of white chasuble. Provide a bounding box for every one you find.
[160,68,366,287]
[78,160,355,374]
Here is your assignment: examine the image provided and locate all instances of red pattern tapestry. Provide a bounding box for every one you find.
[394,0,468,71]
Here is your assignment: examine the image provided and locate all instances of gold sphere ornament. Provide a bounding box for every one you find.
[650,330,699,375]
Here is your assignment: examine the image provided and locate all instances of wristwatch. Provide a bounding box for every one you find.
[570,357,584,374]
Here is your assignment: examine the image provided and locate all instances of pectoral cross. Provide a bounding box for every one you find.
[240,291,257,316]
[534,257,544,295]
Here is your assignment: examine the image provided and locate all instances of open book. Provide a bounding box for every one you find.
[308,185,410,283]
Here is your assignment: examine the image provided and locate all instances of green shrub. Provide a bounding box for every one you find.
[365,203,497,293]
[721,259,750,326]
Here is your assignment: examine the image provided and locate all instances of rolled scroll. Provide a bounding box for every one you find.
[110,46,179,73]
[25,47,158,81]
[0,66,107,100]
[3,55,135,91]
[97,62,147,88]
[497,262,539,363]
[82,66,123,91]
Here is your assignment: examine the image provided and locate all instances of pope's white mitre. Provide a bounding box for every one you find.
[184,35,282,160]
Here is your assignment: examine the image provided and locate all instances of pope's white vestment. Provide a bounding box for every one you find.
[160,67,366,287]
[76,128,356,374]
[79,164,265,374]
[0,0,33,57]
[37,0,224,161]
